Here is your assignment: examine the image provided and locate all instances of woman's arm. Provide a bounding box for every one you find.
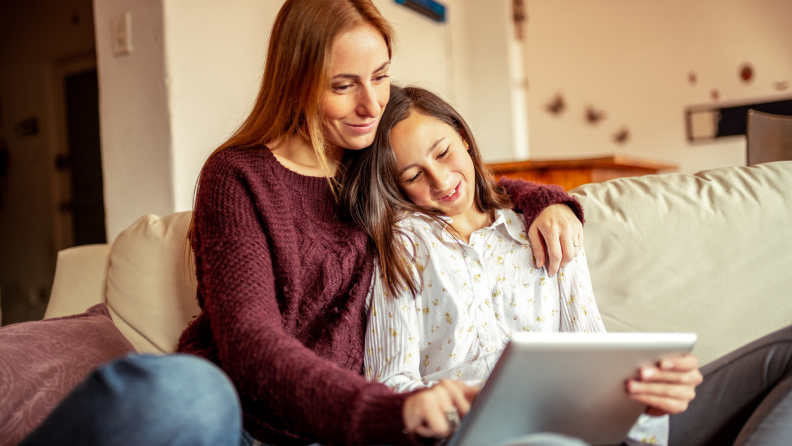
[499,179,585,277]
[188,155,414,446]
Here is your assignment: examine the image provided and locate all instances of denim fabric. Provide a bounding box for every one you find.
[19,354,242,446]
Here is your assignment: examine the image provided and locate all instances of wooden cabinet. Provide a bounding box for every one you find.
[487,155,679,190]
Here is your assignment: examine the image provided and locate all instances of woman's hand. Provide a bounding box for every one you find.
[403,380,480,438]
[528,204,584,277]
[627,354,703,416]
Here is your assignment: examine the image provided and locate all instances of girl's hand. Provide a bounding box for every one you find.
[529,204,583,277]
[403,380,480,438]
[627,354,703,416]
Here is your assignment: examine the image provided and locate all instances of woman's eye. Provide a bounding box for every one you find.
[333,84,353,92]
[406,172,421,183]
[374,74,390,82]
[437,148,449,159]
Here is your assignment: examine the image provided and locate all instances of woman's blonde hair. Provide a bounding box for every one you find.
[216,0,393,173]
[187,0,393,256]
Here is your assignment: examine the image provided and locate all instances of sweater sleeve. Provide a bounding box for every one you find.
[188,155,420,446]
[498,178,585,229]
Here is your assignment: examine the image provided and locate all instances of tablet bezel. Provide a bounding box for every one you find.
[448,332,697,446]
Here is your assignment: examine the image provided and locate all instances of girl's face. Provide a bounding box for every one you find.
[321,24,391,151]
[391,112,478,219]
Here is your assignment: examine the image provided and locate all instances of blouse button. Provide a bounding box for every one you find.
[479,302,487,311]
[487,346,497,353]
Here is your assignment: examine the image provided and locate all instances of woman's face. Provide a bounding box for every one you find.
[321,24,391,151]
[391,112,477,219]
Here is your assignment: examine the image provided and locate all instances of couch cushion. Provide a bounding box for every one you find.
[106,211,200,354]
[44,244,111,320]
[0,303,135,446]
[572,161,792,365]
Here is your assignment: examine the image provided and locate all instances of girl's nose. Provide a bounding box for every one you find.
[428,169,453,193]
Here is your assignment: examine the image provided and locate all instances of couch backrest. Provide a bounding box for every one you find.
[104,211,199,354]
[572,161,792,365]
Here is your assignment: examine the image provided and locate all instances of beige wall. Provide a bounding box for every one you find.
[524,0,792,173]
[93,0,175,241]
[93,0,792,241]
[95,0,519,237]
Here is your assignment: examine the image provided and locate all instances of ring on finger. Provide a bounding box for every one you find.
[445,407,460,433]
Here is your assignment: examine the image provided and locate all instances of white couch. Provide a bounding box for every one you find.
[44,161,792,365]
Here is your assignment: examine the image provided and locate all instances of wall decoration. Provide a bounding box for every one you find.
[685,98,792,142]
[775,81,789,91]
[613,127,630,144]
[394,0,446,22]
[739,64,754,83]
[545,94,566,116]
[585,106,606,125]
[513,0,527,40]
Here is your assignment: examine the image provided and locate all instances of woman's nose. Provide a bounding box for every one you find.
[356,85,381,117]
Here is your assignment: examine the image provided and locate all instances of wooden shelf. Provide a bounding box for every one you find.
[488,155,679,190]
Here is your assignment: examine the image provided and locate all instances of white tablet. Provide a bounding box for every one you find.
[447,332,697,446]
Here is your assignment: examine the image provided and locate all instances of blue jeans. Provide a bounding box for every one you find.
[19,354,242,446]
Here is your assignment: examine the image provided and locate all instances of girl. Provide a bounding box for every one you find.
[340,85,701,445]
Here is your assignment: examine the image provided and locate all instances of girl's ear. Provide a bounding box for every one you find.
[459,128,471,152]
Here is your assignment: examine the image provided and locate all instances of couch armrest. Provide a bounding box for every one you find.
[45,244,111,319]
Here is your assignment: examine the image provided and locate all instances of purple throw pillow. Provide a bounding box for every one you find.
[0,303,136,446]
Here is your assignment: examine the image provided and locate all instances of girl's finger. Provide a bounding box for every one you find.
[629,392,690,415]
[639,367,703,385]
[627,380,696,401]
[528,225,547,270]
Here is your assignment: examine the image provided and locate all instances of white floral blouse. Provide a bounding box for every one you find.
[364,209,668,445]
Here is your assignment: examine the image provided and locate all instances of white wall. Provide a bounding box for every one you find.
[524,0,792,173]
[162,0,279,212]
[92,0,536,238]
[93,0,175,240]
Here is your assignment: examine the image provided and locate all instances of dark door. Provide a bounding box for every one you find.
[64,69,106,245]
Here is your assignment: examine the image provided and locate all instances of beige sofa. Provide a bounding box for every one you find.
[44,161,792,365]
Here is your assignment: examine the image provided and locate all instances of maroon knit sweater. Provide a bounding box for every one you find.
[177,147,583,446]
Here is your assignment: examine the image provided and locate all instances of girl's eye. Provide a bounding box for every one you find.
[437,148,449,159]
[406,172,421,184]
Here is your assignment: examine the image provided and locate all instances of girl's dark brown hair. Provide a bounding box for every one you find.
[186,0,393,263]
[339,85,512,298]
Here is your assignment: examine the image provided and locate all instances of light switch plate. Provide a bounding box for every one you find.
[111,11,133,57]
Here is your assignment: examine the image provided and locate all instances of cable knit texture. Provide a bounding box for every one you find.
[177,147,581,445]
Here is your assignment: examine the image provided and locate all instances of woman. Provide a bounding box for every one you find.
[175,1,584,445]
